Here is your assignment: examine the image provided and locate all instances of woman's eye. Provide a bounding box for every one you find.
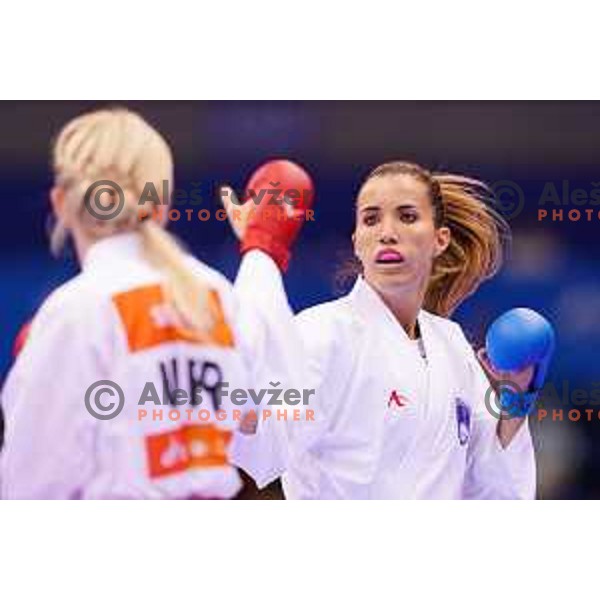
[399,212,418,224]
[363,214,378,226]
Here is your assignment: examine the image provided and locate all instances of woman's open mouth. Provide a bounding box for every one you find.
[375,249,405,264]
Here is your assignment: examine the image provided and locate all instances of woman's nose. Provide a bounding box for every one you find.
[379,218,398,244]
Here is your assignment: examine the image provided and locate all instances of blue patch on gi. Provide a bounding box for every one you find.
[455,398,471,446]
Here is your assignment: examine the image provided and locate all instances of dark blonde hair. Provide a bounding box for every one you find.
[52,108,214,335]
[343,161,509,317]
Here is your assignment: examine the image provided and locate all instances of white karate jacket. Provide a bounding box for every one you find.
[0,233,300,499]
[247,277,536,499]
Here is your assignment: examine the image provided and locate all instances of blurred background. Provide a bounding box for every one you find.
[0,101,598,499]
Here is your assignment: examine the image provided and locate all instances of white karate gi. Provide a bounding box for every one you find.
[0,233,300,499]
[253,277,536,499]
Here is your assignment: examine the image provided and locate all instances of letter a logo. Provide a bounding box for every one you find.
[388,390,408,409]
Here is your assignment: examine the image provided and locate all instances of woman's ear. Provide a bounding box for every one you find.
[351,231,358,256]
[433,226,451,258]
[50,186,68,224]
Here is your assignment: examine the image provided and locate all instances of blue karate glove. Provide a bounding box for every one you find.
[485,308,555,417]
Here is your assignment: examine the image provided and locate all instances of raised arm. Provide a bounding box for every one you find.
[221,161,316,487]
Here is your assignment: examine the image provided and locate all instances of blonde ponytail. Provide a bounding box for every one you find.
[52,107,214,335]
[139,220,213,333]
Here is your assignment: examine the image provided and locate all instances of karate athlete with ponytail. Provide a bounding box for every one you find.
[225,161,545,499]
[0,109,312,499]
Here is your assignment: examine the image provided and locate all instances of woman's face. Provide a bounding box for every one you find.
[353,173,451,295]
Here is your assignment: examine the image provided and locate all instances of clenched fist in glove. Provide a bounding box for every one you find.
[220,159,315,272]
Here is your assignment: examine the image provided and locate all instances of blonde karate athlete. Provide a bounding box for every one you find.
[0,109,309,499]
[224,161,537,499]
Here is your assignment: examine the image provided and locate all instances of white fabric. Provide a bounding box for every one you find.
[274,277,536,499]
[0,234,298,499]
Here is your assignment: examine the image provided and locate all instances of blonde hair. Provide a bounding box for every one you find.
[52,107,213,334]
[344,161,509,317]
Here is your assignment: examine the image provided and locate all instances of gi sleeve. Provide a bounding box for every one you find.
[228,250,308,488]
[462,346,536,500]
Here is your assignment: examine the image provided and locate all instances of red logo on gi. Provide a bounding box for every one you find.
[388,390,408,409]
